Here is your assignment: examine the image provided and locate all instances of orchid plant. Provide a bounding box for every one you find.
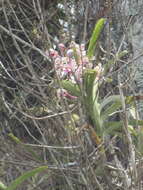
[48,18,141,146]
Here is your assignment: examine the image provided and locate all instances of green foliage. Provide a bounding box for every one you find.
[61,68,124,137]
[1,2,143,187]
[5,166,48,190]
[60,74,142,143]
[60,80,81,97]
[127,107,143,153]
[83,70,125,136]
[87,18,106,59]
[0,182,7,190]
[104,121,123,135]
[58,18,141,144]
[59,18,125,138]
[83,69,102,134]
[100,95,122,121]
[0,167,47,190]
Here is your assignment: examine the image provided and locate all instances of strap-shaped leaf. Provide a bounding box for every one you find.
[83,69,98,97]
[83,69,102,134]
[60,80,81,97]
[100,95,121,112]
[87,18,106,59]
[129,119,143,126]
[101,101,122,121]
[6,166,48,190]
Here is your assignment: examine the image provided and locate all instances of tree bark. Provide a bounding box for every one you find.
[118,0,143,119]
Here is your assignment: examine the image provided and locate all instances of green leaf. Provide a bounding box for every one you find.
[104,121,123,135]
[60,80,81,97]
[8,133,21,144]
[6,166,48,190]
[92,99,102,134]
[125,96,135,104]
[87,18,106,59]
[101,101,122,121]
[128,107,136,119]
[0,181,7,190]
[83,69,98,98]
[128,118,143,153]
[100,95,121,112]
[129,119,143,126]
[128,125,137,136]
[100,94,135,115]
[83,70,96,119]
[136,129,143,154]
[83,69,102,134]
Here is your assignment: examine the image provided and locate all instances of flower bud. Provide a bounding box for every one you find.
[49,49,58,58]
[58,43,66,51]
[66,49,74,58]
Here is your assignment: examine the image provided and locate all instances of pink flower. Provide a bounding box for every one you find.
[58,43,66,53]
[70,41,77,49]
[74,66,86,82]
[58,44,66,57]
[66,49,74,58]
[57,89,77,99]
[50,42,93,83]
[61,66,72,77]
[49,49,59,58]
[82,57,90,66]
[80,44,85,51]
[55,57,61,65]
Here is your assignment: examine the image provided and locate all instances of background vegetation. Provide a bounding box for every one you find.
[0,0,143,190]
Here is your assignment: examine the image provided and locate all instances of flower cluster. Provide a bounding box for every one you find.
[46,41,103,99]
[47,41,91,83]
